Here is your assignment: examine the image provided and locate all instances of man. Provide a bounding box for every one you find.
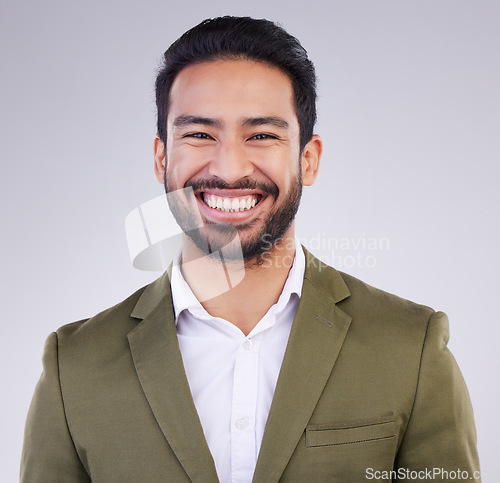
[21,16,480,482]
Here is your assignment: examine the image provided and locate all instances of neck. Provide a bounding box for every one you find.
[180,228,297,335]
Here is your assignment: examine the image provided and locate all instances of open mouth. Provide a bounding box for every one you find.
[201,192,263,213]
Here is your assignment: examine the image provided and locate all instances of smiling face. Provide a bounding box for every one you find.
[154,59,321,264]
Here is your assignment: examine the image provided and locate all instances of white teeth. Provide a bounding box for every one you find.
[203,194,260,212]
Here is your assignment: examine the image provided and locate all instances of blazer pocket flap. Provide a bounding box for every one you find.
[306,416,396,447]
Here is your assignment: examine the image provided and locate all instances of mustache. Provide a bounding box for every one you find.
[185,178,279,198]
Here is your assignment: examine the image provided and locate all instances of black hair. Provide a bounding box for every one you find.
[155,16,317,152]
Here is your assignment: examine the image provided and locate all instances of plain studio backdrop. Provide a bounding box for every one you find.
[1,0,498,480]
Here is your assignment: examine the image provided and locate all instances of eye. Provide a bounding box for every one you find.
[184,132,214,140]
[250,133,278,141]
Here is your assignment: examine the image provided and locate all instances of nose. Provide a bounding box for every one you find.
[208,139,254,184]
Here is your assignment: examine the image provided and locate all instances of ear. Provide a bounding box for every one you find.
[301,134,322,186]
[154,134,166,184]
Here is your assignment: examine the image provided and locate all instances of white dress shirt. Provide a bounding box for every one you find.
[170,244,305,483]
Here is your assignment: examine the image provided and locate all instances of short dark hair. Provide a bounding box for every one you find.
[155,16,317,152]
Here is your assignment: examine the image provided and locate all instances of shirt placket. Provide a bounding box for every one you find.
[230,336,260,482]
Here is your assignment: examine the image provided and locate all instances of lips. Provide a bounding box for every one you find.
[192,187,268,222]
[202,192,262,212]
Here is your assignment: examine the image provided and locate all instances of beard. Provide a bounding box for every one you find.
[165,169,302,266]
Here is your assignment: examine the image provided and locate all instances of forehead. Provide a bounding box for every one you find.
[167,59,297,125]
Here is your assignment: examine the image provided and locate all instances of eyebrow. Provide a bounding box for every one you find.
[173,115,222,128]
[242,116,289,130]
[172,115,289,130]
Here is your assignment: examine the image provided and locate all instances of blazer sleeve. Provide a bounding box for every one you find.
[395,311,481,480]
[21,332,90,482]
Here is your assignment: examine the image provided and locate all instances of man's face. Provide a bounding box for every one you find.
[155,59,313,263]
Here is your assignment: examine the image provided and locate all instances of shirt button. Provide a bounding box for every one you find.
[243,339,252,350]
[235,418,249,430]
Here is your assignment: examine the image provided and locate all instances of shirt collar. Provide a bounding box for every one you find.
[170,240,305,324]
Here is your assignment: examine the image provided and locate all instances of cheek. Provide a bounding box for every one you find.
[266,157,300,196]
[166,147,210,186]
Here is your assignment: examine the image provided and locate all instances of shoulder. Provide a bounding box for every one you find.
[303,246,434,320]
[338,270,448,345]
[303,247,439,345]
[338,270,434,319]
[55,270,172,343]
[55,284,148,344]
[51,271,172,369]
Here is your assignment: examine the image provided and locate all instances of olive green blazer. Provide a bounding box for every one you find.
[21,248,480,482]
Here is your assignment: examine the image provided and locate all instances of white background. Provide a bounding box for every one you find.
[1,0,498,480]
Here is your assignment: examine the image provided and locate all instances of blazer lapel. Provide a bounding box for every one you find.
[253,248,352,483]
[127,272,219,482]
